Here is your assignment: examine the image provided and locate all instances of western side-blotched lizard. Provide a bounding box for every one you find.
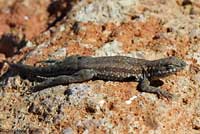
[4,55,186,99]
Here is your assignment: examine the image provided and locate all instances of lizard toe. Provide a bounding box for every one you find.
[158,90,173,100]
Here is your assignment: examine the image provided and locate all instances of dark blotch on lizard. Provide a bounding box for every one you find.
[3,55,186,99]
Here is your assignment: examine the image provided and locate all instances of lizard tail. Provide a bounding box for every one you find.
[2,60,14,68]
[0,60,16,82]
[2,60,24,71]
[0,60,10,69]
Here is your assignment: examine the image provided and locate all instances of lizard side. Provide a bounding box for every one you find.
[3,55,186,99]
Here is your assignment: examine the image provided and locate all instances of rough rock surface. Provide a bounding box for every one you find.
[0,0,200,133]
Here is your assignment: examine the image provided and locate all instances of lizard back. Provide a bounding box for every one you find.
[77,56,146,81]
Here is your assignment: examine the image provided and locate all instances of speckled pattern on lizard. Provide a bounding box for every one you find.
[4,55,186,99]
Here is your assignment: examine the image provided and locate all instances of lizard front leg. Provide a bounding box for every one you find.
[29,69,96,92]
[138,77,173,99]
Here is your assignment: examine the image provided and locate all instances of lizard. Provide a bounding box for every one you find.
[3,55,186,99]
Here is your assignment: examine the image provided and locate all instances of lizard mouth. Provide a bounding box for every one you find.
[158,63,186,76]
[168,60,186,71]
[147,57,186,78]
[150,62,186,77]
[160,67,178,74]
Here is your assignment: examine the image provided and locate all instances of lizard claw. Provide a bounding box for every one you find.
[157,90,173,100]
[28,86,40,93]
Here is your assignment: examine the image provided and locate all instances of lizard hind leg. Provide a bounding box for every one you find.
[138,77,173,99]
[29,69,96,93]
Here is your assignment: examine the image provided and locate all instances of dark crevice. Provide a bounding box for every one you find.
[46,0,75,30]
[0,34,26,57]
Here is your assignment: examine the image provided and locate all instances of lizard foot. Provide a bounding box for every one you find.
[139,77,173,99]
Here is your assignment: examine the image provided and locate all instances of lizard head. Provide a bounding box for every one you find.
[148,56,186,78]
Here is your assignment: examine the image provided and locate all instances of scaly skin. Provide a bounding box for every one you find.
[4,55,186,99]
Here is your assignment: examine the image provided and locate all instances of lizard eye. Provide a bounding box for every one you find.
[78,56,82,59]
[166,65,174,69]
[167,65,174,68]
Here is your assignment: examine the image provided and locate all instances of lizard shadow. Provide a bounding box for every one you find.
[136,79,164,92]
[94,77,164,88]
[149,79,164,87]
[136,79,164,91]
